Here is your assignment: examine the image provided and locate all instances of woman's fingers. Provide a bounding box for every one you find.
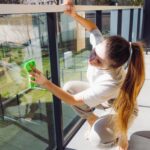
[30,80,36,83]
[30,70,48,86]
[64,0,73,5]
[63,0,75,16]
[32,67,41,74]
[64,4,72,14]
[30,72,38,78]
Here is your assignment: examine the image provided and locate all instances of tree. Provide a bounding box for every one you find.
[131,0,144,5]
[117,0,144,5]
[95,0,144,5]
[95,0,113,5]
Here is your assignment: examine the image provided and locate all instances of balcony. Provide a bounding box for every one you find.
[0,4,149,150]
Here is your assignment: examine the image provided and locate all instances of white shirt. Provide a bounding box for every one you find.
[75,29,126,108]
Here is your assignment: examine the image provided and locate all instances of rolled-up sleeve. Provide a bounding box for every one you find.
[74,83,119,108]
[90,28,104,48]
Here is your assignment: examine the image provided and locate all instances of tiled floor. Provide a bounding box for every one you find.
[66,54,150,150]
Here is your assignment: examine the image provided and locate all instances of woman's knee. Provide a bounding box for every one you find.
[63,80,89,94]
[63,81,76,94]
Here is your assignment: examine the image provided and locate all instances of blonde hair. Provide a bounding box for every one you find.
[105,36,145,140]
[112,42,145,137]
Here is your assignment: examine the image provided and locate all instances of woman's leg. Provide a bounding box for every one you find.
[89,114,118,148]
[63,80,99,126]
[89,114,137,148]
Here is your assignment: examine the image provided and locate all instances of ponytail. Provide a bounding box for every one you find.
[113,42,145,138]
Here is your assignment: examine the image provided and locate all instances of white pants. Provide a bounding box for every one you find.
[89,114,119,148]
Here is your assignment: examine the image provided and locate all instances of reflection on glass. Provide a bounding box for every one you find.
[102,11,110,36]
[58,11,110,132]
[58,12,90,131]
[0,14,55,150]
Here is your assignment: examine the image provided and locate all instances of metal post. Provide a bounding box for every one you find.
[137,8,141,40]
[60,0,64,4]
[129,9,134,42]
[117,10,122,36]
[0,94,4,120]
[142,0,150,47]
[96,11,102,31]
[74,0,77,5]
[16,94,21,120]
[56,0,59,5]
[46,13,63,150]
[38,100,42,122]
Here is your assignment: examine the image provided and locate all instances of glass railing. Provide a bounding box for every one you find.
[0,4,143,150]
[0,13,56,150]
[58,11,90,134]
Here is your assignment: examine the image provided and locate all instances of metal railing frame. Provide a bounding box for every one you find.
[0,5,143,150]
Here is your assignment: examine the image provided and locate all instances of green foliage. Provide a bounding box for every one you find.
[95,0,111,4]
[131,0,144,5]
[95,0,144,5]
[117,0,144,5]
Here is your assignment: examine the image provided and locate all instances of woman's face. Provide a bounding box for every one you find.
[89,40,111,69]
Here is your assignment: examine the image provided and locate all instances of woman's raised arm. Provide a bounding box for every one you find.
[64,0,97,31]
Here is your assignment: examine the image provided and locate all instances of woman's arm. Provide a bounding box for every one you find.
[31,68,84,106]
[44,80,84,106]
[64,0,97,31]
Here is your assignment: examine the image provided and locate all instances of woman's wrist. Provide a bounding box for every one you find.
[43,80,51,88]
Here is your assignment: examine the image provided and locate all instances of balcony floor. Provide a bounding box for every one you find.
[66,53,150,150]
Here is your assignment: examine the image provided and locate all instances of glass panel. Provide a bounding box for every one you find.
[132,9,138,42]
[121,9,130,40]
[0,14,56,150]
[58,11,90,132]
[85,11,96,48]
[110,10,118,36]
[102,11,110,36]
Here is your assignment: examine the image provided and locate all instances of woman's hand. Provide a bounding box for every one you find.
[30,68,48,87]
[63,0,97,31]
[64,0,76,17]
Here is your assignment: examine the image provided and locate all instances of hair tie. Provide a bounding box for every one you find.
[129,42,133,60]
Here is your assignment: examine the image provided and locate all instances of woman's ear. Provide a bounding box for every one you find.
[109,59,118,68]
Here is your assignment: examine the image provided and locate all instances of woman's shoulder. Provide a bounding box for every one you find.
[93,67,125,86]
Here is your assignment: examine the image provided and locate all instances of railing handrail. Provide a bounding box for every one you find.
[0,4,142,15]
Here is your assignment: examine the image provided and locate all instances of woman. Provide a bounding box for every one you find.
[31,1,145,149]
